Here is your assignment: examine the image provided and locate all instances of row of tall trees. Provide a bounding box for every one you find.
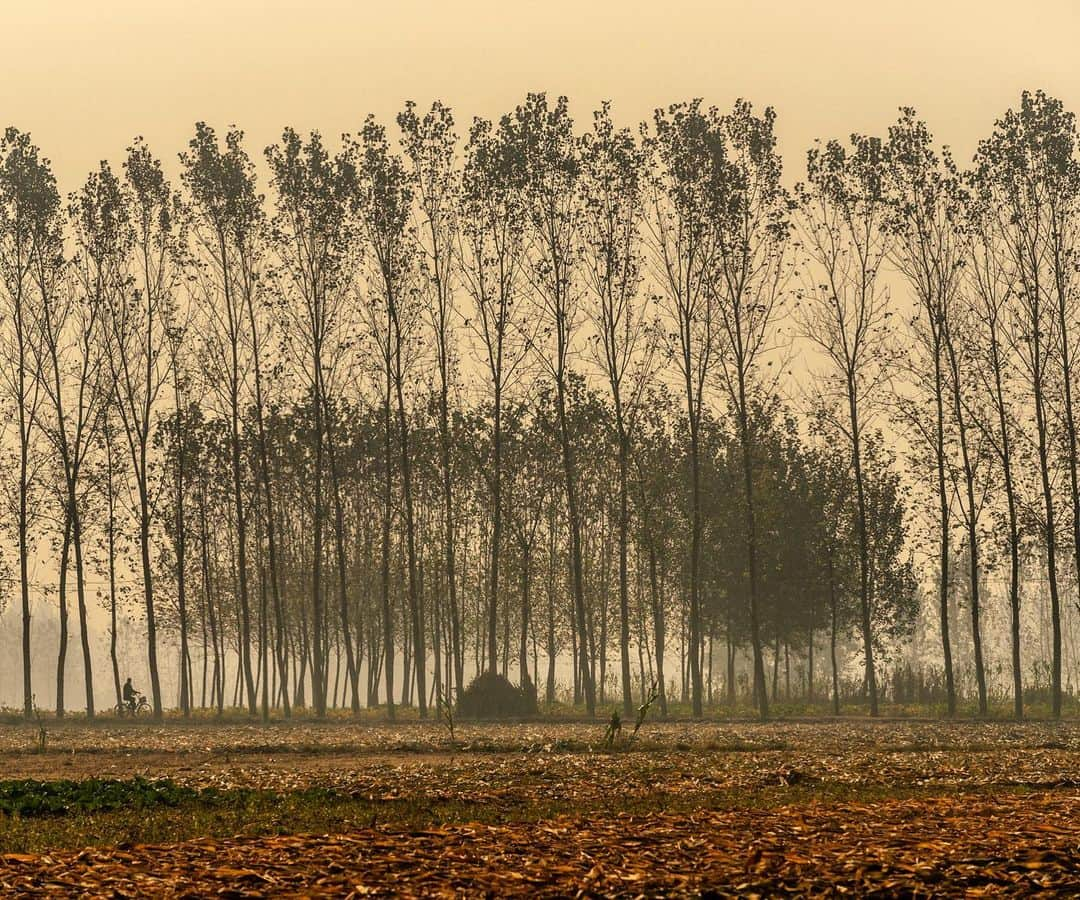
[0,90,1077,723]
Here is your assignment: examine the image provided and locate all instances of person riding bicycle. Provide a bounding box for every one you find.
[122,677,140,714]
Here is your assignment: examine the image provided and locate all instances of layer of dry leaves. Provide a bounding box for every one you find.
[4,719,1078,758]
[5,721,1078,806]
[1,790,1076,896]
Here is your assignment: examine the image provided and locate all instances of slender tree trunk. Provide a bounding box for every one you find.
[932,340,957,717]
[847,379,878,716]
[258,536,269,722]
[109,498,121,707]
[434,323,463,699]
[1023,256,1063,718]
[19,406,32,717]
[325,414,359,714]
[1053,235,1078,723]
[72,507,94,718]
[828,545,840,715]
[246,295,287,721]
[175,410,190,719]
[1033,367,1062,718]
[648,543,668,717]
[393,341,427,718]
[295,605,309,709]
[686,414,704,718]
[556,373,595,716]
[381,365,395,719]
[737,385,769,721]
[944,332,987,715]
[431,556,443,705]
[518,541,531,693]
[230,405,256,716]
[55,516,72,718]
[989,329,1022,720]
[200,493,220,715]
[771,635,780,702]
[200,570,208,710]
[488,383,502,675]
[139,472,163,718]
[16,289,35,720]
[616,424,633,718]
[725,620,735,706]
[308,326,329,716]
[222,261,256,716]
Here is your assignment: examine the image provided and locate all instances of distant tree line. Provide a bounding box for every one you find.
[0,90,1078,723]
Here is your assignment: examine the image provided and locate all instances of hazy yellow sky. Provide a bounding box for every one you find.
[2,0,1079,190]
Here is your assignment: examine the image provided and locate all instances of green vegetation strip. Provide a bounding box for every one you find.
[0,779,193,817]
[0,778,341,820]
[0,777,1047,856]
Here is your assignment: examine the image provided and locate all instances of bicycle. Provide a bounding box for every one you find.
[115,693,151,718]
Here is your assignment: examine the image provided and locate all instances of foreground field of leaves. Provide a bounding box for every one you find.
[0,720,1077,894]
[1,790,1076,896]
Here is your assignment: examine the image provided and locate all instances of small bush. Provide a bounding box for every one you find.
[456,672,537,720]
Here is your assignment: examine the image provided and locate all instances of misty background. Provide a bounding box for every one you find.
[0,1,1078,712]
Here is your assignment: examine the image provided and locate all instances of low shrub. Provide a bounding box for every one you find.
[456,672,537,720]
